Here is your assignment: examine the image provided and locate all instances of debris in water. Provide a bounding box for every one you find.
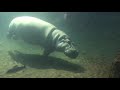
[64,12,68,20]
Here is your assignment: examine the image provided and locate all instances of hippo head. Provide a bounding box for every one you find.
[64,43,79,59]
[56,36,79,59]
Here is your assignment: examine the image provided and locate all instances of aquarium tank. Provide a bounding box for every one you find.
[0,12,119,78]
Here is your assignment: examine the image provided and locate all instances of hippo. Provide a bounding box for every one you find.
[7,16,79,59]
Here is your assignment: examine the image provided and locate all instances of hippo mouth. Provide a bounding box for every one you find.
[64,46,79,59]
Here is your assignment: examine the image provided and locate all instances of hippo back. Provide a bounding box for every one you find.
[8,16,57,47]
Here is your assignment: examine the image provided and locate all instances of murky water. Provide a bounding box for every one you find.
[0,12,120,78]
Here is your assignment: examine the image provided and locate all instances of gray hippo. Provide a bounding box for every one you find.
[7,16,79,59]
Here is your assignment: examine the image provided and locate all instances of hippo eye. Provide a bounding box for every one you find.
[61,39,65,41]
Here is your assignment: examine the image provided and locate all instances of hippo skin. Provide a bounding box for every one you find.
[7,16,79,59]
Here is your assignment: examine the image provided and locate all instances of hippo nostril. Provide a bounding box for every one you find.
[71,50,79,58]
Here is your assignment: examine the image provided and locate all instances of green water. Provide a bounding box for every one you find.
[0,12,119,78]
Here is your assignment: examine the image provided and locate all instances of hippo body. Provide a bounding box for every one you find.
[7,16,78,58]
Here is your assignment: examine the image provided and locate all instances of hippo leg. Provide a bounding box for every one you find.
[43,47,54,56]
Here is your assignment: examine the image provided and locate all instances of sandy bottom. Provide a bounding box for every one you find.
[0,38,115,78]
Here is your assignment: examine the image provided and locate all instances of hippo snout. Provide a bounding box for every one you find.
[64,48,79,59]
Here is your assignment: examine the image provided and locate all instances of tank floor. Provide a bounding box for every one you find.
[0,40,113,78]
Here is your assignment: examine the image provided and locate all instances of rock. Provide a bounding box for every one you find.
[109,51,120,78]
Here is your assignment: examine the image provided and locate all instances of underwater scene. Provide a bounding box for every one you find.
[0,12,120,78]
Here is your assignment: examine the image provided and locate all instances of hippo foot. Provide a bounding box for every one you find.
[43,48,54,56]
